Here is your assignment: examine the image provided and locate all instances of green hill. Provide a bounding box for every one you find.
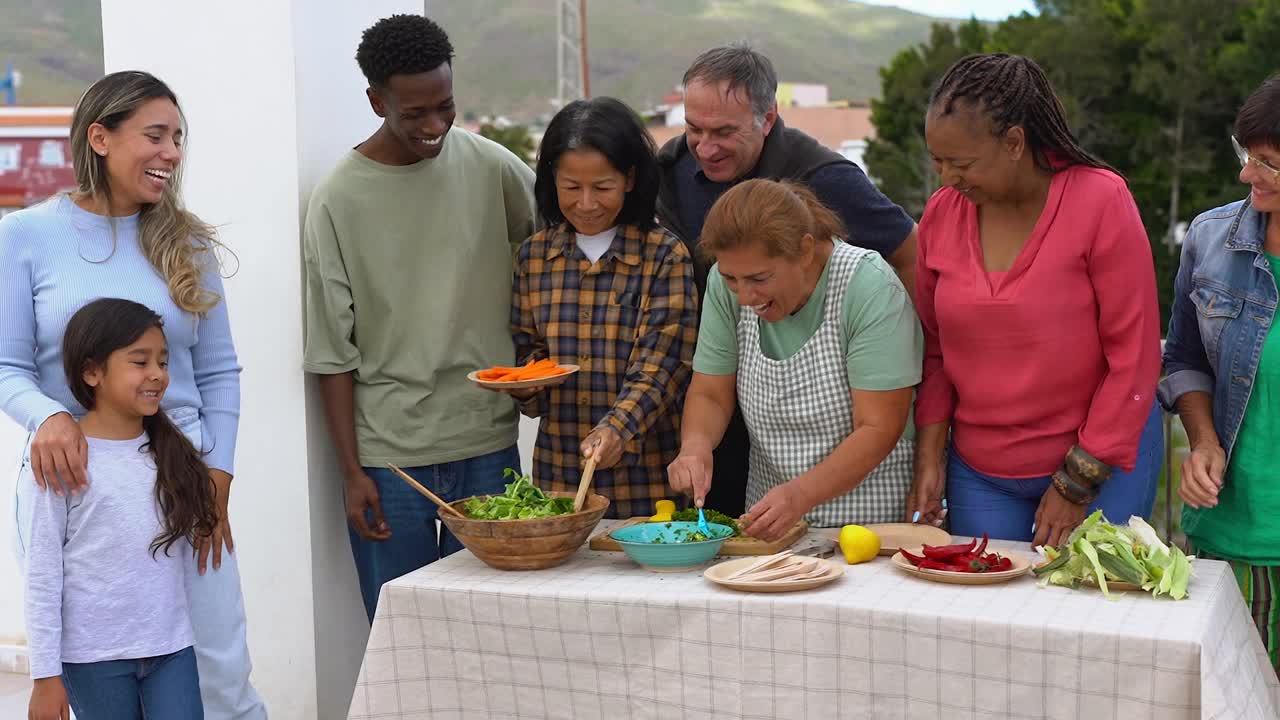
[3,0,968,119]
[427,0,965,119]
[0,0,102,105]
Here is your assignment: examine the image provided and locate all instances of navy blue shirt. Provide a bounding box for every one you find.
[672,150,914,258]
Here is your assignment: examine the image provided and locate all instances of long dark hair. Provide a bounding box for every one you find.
[62,298,218,557]
[930,53,1116,175]
[534,96,660,230]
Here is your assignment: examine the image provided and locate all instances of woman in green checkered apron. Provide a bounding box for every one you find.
[667,178,922,541]
[1161,76,1280,675]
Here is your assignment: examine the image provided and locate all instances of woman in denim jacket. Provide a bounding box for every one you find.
[1161,75,1280,674]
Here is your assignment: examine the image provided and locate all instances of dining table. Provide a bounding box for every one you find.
[347,522,1280,719]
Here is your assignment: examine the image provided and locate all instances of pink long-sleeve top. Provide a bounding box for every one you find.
[914,165,1161,478]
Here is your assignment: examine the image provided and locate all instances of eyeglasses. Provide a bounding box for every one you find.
[1232,135,1280,183]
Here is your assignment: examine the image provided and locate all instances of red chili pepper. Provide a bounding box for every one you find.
[974,532,989,556]
[921,538,977,561]
[900,549,928,566]
[918,559,960,572]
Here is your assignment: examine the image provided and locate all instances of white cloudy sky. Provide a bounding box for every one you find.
[860,0,1039,21]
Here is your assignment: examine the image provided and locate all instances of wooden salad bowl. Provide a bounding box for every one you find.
[439,492,610,571]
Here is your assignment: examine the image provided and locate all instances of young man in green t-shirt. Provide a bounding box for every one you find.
[302,14,536,621]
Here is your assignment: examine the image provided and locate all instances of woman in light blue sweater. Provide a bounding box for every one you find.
[0,71,266,719]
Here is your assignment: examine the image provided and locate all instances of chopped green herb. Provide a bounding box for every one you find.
[671,508,740,535]
[648,526,729,544]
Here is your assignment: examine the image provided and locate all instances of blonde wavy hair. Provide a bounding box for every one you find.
[69,71,224,315]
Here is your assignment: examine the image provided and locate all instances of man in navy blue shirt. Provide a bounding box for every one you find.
[657,43,918,517]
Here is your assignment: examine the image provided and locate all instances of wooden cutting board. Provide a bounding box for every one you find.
[588,517,808,555]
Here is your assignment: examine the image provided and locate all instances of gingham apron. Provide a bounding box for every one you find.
[739,241,915,527]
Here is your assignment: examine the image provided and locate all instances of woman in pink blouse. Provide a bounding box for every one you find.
[908,54,1163,548]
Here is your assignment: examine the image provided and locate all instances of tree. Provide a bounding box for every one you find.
[479,123,536,164]
[868,0,1270,323]
[864,19,989,218]
[1131,0,1248,247]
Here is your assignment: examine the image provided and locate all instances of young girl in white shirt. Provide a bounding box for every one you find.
[20,297,218,720]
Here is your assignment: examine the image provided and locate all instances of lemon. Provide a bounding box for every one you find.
[838,525,880,564]
[649,500,676,522]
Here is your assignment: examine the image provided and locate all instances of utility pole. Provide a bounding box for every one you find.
[556,0,588,106]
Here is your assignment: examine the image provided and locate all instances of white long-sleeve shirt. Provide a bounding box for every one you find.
[18,434,194,679]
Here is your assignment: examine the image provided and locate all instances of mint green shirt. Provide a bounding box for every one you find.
[302,128,537,466]
[693,249,923,432]
[1185,253,1280,564]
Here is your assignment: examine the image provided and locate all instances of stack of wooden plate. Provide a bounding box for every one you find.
[704,551,845,592]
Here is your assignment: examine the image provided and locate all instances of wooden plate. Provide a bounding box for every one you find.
[865,523,952,556]
[812,523,952,557]
[890,547,1032,585]
[467,365,579,390]
[704,556,845,593]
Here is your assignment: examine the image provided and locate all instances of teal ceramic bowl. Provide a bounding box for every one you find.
[609,521,735,572]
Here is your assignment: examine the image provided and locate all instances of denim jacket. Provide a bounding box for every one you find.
[1160,198,1277,460]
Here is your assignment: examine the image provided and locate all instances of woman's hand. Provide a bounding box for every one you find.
[29,412,88,496]
[581,425,624,470]
[906,456,946,526]
[1031,486,1088,549]
[741,483,811,542]
[29,676,70,720]
[667,448,714,506]
[196,469,236,575]
[1179,443,1226,509]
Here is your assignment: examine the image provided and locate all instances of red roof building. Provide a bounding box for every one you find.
[0,107,76,216]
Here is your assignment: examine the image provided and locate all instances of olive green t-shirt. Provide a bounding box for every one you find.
[692,250,923,436]
[302,128,536,466]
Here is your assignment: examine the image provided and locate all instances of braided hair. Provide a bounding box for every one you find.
[930,53,1116,175]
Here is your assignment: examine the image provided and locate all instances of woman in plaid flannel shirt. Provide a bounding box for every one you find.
[495,97,698,519]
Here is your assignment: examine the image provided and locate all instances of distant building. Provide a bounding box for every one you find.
[776,82,828,108]
[0,107,75,217]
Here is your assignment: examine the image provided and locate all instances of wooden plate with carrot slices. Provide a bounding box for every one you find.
[468,359,580,390]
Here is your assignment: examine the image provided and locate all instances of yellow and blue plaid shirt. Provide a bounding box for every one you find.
[512,222,698,518]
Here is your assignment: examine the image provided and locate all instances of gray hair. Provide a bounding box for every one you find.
[682,43,778,120]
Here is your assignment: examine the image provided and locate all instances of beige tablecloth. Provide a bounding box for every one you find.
[349,526,1279,719]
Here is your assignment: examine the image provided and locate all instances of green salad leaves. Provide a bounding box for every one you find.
[463,469,575,520]
[1033,510,1193,600]
[671,508,740,536]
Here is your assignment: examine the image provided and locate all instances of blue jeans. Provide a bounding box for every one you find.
[349,445,519,621]
[62,646,203,719]
[13,411,266,720]
[947,402,1163,542]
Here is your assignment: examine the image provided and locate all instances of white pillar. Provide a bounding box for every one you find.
[96,1,422,717]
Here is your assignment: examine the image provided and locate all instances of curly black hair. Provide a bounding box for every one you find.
[356,14,454,88]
